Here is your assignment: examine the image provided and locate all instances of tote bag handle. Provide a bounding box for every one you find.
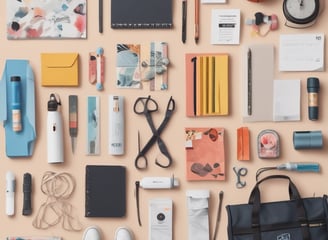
[248,174,310,240]
[248,174,301,204]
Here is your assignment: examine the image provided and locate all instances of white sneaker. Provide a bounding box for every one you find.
[114,227,134,240]
[82,226,102,240]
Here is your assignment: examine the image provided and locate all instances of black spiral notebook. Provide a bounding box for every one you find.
[85,165,126,217]
[111,0,173,29]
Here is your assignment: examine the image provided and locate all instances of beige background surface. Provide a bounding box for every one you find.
[1,0,328,239]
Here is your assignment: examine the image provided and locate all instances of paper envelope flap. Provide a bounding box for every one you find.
[43,53,78,68]
[186,190,210,199]
[41,52,79,86]
[186,190,210,210]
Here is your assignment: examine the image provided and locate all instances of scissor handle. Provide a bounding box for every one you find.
[153,96,175,168]
[166,96,175,112]
[155,155,173,168]
[133,95,158,115]
[135,154,148,170]
[154,135,173,168]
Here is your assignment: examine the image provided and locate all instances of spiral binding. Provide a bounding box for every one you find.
[111,23,173,29]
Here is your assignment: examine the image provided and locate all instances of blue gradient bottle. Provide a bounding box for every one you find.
[10,76,22,132]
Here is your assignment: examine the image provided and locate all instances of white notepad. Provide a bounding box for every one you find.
[279,33,324,72]
[273,80,300,121]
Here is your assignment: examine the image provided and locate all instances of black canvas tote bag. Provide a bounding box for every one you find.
[226,174,328,240]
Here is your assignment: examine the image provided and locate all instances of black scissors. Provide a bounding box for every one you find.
[233,167,248,188]
[134,95,175,169]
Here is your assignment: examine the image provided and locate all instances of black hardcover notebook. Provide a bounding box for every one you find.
[111,0,173,29]
[85,165,126,217]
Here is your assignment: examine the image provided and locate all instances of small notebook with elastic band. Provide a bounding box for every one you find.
[85,165,126,217]
[111,0,173,29]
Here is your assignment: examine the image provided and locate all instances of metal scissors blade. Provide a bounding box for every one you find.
[152,97,175,168]
[135,131,148,169]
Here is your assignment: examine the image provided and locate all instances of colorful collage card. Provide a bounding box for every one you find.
[116,42,169,90]
[7,0,87,39]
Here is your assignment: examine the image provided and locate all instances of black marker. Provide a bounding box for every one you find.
[247,48,252,116]
[22,173,32,216]
[191,57,197,116]
[182,0,187,43]
[99,0,103,33]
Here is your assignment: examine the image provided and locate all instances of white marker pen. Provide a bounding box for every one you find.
[6,171,16,216]
[96,47,104,91]
[140,176,179,189]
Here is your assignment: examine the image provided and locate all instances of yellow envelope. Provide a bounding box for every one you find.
[41,53,79,86]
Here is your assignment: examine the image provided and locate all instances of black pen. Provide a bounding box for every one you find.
[191,57,197,116]
[182,0,187,43]
[99,0,103,33]
[247,48,252,116]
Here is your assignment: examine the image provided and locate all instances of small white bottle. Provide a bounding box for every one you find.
[140,176,179,189]
[108,95,124,155]
[47,93,64,163]
[6,171,15,216]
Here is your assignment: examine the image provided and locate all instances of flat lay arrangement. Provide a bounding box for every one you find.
[2,0,328,240]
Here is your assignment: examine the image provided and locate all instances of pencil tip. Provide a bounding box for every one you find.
[195,38,199,44]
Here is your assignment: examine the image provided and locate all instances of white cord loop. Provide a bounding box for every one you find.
[32,171,82,231]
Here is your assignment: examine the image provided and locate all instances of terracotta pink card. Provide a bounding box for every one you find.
[185,127,225,181]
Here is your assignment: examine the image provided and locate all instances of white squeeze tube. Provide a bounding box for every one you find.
[6,171,15,216]
[108,95,124,155]
[140,176,179,189]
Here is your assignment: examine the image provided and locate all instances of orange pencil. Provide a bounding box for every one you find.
[194,0,199,43]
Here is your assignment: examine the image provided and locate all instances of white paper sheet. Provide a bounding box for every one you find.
[211,9,240,45]
[273,80,300,121]
[279,34,324,72]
